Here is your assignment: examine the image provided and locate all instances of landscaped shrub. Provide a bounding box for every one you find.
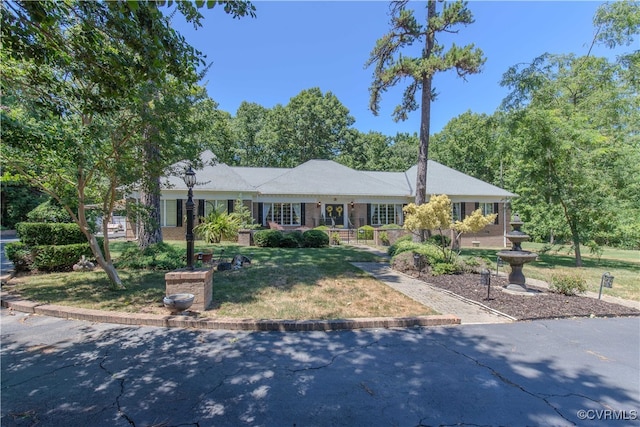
[302,229,329,248]
[5,242,32,272]
[280,231,303,248]
[115,242,185,270]
[357,225,374,240]
[549,272,587,296]
[388,234,413,256]
[379,231,390,246]
[413,243,449,266]
[253,230,283,247]
[16,222,86,246]
[330,232,341,245]
[31,243,94,272]
[194,208,241,243]
[26,199,73,223]
[431,262,461,276]
[460,256,491,274]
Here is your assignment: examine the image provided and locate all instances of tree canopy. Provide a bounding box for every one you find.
[0,0,255,287]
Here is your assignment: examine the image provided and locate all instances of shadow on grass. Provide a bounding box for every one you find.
[8,245,388,315]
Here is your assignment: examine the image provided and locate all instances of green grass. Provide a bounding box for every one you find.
[462,243,640,301]
[8,242,436,319]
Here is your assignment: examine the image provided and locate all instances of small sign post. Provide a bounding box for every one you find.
[480,269,491,300]
[598,272,614,300]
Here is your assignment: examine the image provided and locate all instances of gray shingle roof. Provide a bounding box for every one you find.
[254,160,407,196]
[163,152,515,199]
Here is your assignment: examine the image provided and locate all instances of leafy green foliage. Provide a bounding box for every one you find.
[114,242,185,270]
[16,223,86,246]
[253,230,283,248]
[5,242,31,272]
[549,272,588,296]
[193,207,241,243]
[32,243,94,272]
[388,234,414,256]
[379,231,390,246]
[280,231,303,248]
[431,262,461,276]
[430,112,501,184]
[232,199,260,230]
[428,234,451,248]
[0,173,47,228]
[239,88,355,167]
[358,225,374,240]
[26,199,72,223]
[302,229,329,248]
[500,52,640,262]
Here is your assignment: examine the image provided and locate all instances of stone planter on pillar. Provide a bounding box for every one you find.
[165,267,213,312]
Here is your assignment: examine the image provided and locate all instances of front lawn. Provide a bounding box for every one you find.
[7,243,437,319]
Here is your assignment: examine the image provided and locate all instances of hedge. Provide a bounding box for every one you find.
[31,243,94,272]
[253,230,284,247]
[302,229,329,248]
[16,222,86,246]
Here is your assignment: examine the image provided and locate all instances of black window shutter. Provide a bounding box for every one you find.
[228,199,234,213]
[176,200,183,227]
[475,202,479,212]
[461,202,466,219]
[198,200,205,218]
[494,203,500,224]
[366,204,371,225]
[258,202,264,225]
[301,203,306,226]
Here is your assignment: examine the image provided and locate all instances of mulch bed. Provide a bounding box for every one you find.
[396,269,640,321]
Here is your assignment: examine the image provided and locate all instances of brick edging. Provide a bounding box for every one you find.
[0,294,460,331]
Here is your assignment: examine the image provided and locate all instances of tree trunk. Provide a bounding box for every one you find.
[137,126,163,249]
[414,0,436,243]
[571,228,583,267]
[88,233,124,289]
[75,195,124,289]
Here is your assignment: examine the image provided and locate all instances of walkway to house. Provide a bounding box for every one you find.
[350,244,514,324]
[352,262,514,324]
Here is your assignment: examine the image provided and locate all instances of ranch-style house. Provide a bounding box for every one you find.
[127,151,516,247]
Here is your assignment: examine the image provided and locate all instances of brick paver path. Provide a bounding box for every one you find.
[352,262,514,324]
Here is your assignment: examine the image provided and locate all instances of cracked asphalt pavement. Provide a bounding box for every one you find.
[1,309,638,427]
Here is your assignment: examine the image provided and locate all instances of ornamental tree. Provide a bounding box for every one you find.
[403,194,496,261]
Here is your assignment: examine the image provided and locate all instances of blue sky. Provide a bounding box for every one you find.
[173,1,615,136]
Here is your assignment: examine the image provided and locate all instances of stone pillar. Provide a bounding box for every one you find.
[238,229,254,246]
[165,268,213,311]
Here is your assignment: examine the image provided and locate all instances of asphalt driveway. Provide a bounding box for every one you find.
[1,310,638,427]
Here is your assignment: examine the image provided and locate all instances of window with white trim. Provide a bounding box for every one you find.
[452,202,462,222]
[263,203,301,226]
[371,204,403,226]
[478,203,495,216]
[162,199,177,227]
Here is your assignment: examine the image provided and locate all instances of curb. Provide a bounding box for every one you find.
[0,293,460,331]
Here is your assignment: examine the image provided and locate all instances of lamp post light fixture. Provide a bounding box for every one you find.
[184,166,196,270]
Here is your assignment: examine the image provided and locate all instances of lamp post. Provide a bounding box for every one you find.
[184,166,196,270]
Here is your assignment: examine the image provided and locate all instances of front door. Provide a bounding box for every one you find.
[325,204,344,227]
